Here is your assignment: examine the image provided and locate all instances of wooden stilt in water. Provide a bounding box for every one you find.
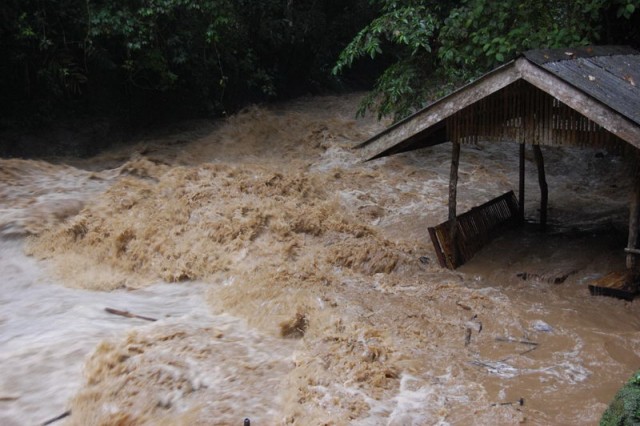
[533,145,548,229]
[448,141,461,268]
[627,162,640,270]
[518,143,525,223]
[589,156,639,300]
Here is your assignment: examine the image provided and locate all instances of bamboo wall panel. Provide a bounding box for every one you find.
[445,80,627,152]
[428,191,520,269]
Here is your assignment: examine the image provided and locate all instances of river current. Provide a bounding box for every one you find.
[1,94,639,425]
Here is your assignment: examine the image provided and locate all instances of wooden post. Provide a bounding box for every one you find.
[448,141,461,268]
[627,162,640,270]
[533,145,548,229]
[518,143,525,223]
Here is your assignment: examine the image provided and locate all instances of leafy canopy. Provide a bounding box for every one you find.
[0,0,373,127]
[334,0,640,120]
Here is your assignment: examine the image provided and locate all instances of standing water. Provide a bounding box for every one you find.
[1,94,640,425]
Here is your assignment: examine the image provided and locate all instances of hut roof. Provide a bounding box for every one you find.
[358,46,640,160]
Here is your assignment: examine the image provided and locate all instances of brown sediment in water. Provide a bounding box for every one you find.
[68,321,296,426]
[4,94,640,424]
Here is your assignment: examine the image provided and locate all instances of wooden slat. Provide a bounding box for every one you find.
[428,191,521,269]
[358,62,522,160]
[588,271,637,300]
[516,58,640,148]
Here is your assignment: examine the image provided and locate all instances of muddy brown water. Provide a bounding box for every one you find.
[1,94,639,425]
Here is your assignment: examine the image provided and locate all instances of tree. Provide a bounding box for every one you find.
[0,0,373,131]
[334,0,640,121]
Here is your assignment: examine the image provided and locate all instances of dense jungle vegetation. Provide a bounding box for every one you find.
[1,0,639,155]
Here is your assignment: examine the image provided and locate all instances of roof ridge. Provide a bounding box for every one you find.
[524,45,639,65]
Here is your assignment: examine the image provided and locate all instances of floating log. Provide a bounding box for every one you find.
[491,398,524,407]
[495,337,539,346]
[518,346,538,356]
[104,307,157,322]
[456,301,472,311]
[41,410,71,426]
[0,395,19,401]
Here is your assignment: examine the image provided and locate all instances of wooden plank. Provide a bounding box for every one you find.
[427,191,521,269]
[517,58,640,149]
[588,271,637,300]
[544,58,640,126]
[428,226,447,268]
[524,46,638,64]
[590,55,640,95]
[358,62,522,161]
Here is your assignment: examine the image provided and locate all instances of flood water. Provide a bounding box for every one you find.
[1,94,640,425]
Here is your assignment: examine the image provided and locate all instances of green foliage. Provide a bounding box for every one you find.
[439,0,590,78]
[615,0,640,18]
[87,0,239,110]
[333,2,436,72]
[601,370,640,425]
[334,0,640,121]
[333,1,438,120]
[0,0,373,132]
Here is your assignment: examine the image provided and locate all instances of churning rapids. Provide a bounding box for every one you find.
[2,94,640,425]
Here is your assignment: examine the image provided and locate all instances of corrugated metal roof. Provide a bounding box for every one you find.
[524,46,640,127]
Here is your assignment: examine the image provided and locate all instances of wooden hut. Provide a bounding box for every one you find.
[358,46,640,278]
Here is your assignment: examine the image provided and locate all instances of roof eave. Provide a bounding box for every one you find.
[358,59,521,161]
[516,59,640,149]
[359,53,640,161]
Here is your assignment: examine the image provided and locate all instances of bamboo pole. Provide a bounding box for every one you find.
[519,143,525,223]
[627,160,640,270]
[533,145,548,230]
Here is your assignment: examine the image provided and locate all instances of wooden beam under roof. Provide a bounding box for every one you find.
[357,61,521,161]
[358,51,640,161]
[516,58,640,149]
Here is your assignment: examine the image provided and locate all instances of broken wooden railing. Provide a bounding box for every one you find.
[428,190,520,269]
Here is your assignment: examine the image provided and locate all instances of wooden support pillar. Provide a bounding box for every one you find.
[627,163,640,270]
[518,143,525,223]
[449,141,461,221]
[533,145,548,230]
[448,141,461,267]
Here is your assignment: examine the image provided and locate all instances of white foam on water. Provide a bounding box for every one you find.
[0,239,294,425]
